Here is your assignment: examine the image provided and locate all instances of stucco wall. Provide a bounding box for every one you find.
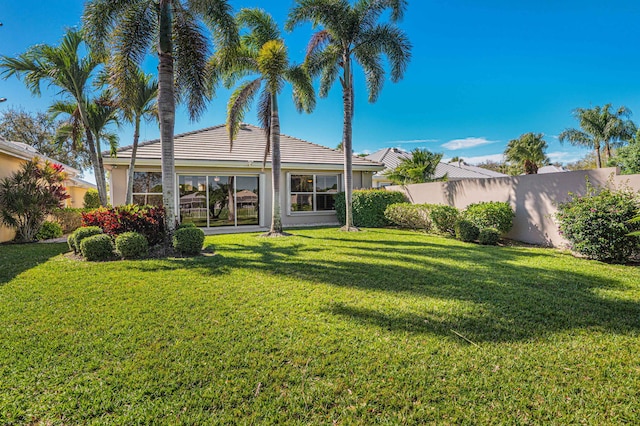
[387,168,640,247]
[0,152,23,242]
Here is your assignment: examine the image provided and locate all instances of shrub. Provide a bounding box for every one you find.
[464,201,514,234]
[83,189,100,209]
[51,208,87,233]
[384,203,431,230]
[335,190,406,228]
[478,227,500,245]
[115,232,149,259]
[82,204,165,246]
[173,227,205,255]
[429,204,460,236]
[67,232,77,253]
[178,222,197,229]
[80,233,115,261]
[556,182,640,263]
[72,226,103,253]
[455,219,479,242]
[0,158,69,242]
[36,221,63,240]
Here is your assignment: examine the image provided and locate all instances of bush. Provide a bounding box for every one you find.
[83,189,100,209]
[478,227,500,245]
[173,227,205,256]
[429,204,460,236]
[51,208,87,233]
[384,203,431,230]
[82,204,165,246]
[115,232,149,259]
[464,201,514,234]
[71,226,103,253]
[80,233,115,261]
[36,221,63,240]
[455,219,479,242]
[178,222,197,229]
[556,182,640,263]
[335,190,406,228]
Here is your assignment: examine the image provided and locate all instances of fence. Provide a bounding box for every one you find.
[387,167,640,247]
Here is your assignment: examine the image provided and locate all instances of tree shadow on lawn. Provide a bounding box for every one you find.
[0,242,69,285]
[132,236,640,343]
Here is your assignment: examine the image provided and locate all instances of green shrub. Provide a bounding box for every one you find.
[335,190,406,228]
[80,233,115,261]
[51,208,87,233]
[429,204,460,236]
[478,228,500,245]
[384,203,431,230]
[173,227,205,256]
[36,221,63,240]
[67,232,77,253]
[72,226,103,253]
[82,205,165,246]
[455,219,479,242]
[83,189,100,209]
[115,232,149,259]
[178,222,197,229]
[464,201,514,234]
[556,182,640,263]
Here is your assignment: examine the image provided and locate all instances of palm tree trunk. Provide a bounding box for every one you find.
[604,143,612,163]
[341,56,357,231]
[94,133,108,205]
[265,93,285,236]
[158,0,177,241]
[595,143,602,168]
[78,103,108,207]
[125,115,141,204]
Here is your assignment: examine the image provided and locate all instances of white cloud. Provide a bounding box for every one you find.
[442,137,496,150]
[462,153,505,165]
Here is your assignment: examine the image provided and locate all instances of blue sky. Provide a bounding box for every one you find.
[2,0,640,176]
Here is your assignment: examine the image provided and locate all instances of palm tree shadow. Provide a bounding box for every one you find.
[0,242,69,285]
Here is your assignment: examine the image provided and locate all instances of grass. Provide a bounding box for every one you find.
[1,227,639,424]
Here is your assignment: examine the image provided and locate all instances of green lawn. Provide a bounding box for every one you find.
[1,228,639,424]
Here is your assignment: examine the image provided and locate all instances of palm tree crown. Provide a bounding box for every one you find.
[385,148,443,184]
[286,0,412,231]
[504,132,549,174]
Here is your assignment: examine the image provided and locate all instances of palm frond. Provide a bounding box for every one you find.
[257,89,272,168]
[286,65,316,113]
[237,8,281,51]
[226,78,263,147]
[285,0,348,34]
[356,23,411,83]
[188,0,239,49]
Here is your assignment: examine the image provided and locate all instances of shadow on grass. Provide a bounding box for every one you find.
[130,232,640,343]
[0,242,69,285]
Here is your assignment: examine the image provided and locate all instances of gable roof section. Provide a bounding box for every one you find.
[106,124,384,171]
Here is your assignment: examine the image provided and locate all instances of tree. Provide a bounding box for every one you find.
[0,107,90,170]
[504,132,549,174]
[217,8,315,236]
[0,158,70,242]
[559,104,635,168]
[0,29,108,205]
[83,0,238,239]
[287,0,412,231]
[614,129,640,175]
[385,148,443,184]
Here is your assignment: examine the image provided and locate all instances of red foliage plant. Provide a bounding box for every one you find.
[82,204,165,246]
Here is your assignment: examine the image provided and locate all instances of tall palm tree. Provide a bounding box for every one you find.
[385,148,443,184]
[0,29,109,205]
[286,0,412,231]
[559,104,635,169]
[83,0,238,237]
[217,8,315,236]
[504,132,549,174]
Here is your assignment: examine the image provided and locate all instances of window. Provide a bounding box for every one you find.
[290,174,339,213]
[132,172,163,206]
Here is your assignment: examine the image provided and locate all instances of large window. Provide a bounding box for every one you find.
[290,174,339,213]
[132,172,163,206]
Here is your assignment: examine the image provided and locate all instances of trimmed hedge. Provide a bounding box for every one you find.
[429,204,460,236]
[115,232,149,259]
[80,233,115,261]
[335,190,406,228]
[478,228,500,245]
[173,227,205,256]
[384,203,432,230]
[70,226,103,254]
[455,219,479,242]
[36,221,63,240]
[464,201,514,234]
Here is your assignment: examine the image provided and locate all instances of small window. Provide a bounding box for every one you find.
[290,174,340,213]
[132,172,163,206]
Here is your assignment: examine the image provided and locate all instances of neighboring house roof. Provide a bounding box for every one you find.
[105,124,384,171]
[365,148,508,180]
[537,165,567,174]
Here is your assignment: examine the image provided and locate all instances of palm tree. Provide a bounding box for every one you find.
[385,148,443,184]
[286,0,412,231]
[0,29,109,205]
[83,0,238,237]
[559,104,635,168]
[217,8,315,236]
[504,132,549,174]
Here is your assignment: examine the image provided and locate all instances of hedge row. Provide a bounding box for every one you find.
[334,190,407,228]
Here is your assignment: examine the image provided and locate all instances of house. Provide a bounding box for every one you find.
[365,148,508,187]
[103,124,384,231]
[0,138,96,242]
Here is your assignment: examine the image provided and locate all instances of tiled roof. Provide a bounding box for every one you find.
[106,124,384,170]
